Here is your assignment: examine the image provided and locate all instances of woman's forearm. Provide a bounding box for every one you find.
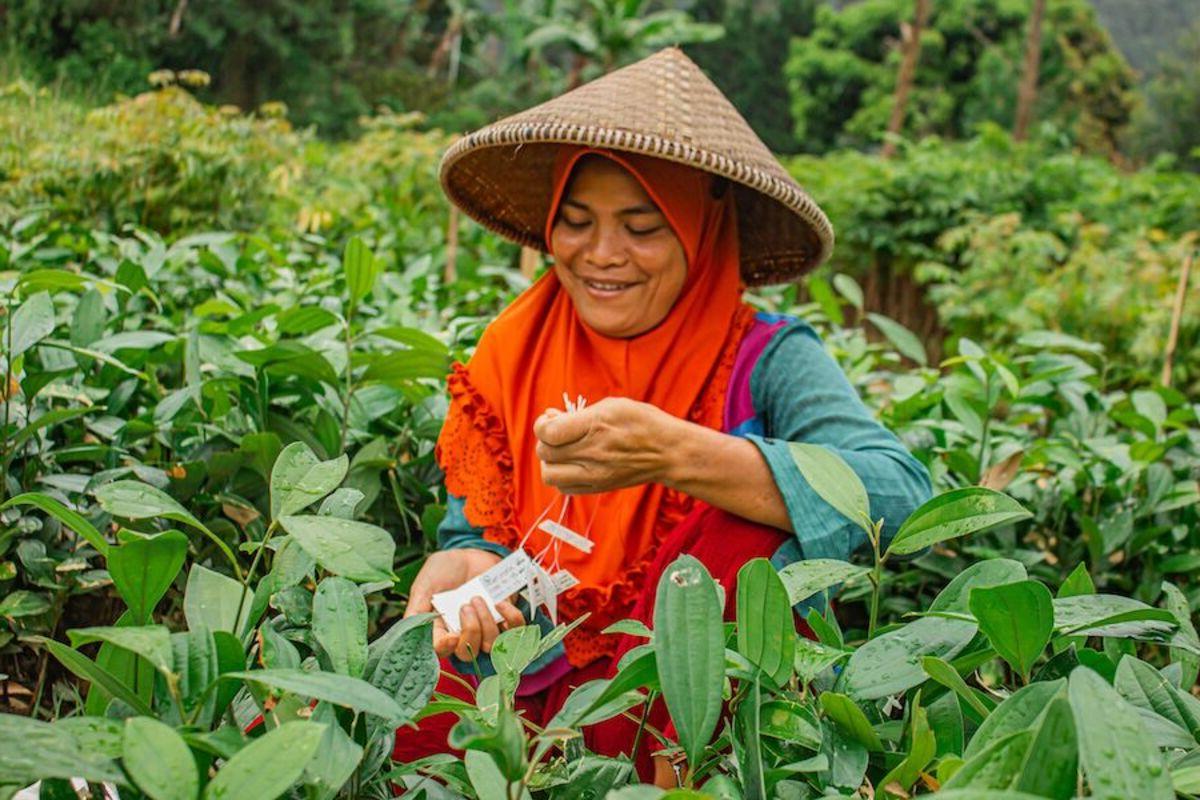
[659,416,793,532]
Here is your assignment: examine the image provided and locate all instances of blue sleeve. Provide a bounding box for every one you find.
[745,321,932,561]
[437,494,510,559]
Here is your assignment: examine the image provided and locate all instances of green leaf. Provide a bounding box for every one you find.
[653,554,724,770]
[203,721,324,800]
[67,625,174,676]
[1057,563,1095,598]
[223,669,411,722]
[867,312,927,365]
[841,617,977,700]
[787,443,871,532]
[878,696,936,792]
[235,341,340,386]
[9,291,55,358]
[1069,666,1173,800]
[966,679,1064,760]
[0,713,124,786]
[270,442,349,520]
[887,488,1032,556]
[94,480,238,575]
[968,580,1053,681]
[184,564,251,636]
[793,636,849,684]
[312,576,368,678]
[123,717,199,800]
[344,236,380,305]
[922,656,990,718]
[368,619,438,725]
[1,492,108,556]
[1114,657,1200,739]
[819,692,882,751]
[602,619,653,639]
[832,273,864,310]
[929,559,1027,613]
[777,559,869,605]
[108,530,188,624]
[1053,594,1178,639]
[1014,695,1077,799]
[943,730,1034,792]
[304,703,364,797]
[491,625,542,693]
[281,515,395,582]
[736,558,794,686]
[1162,581,1200,688]
[40,638,154,716]
[0,590,51,618]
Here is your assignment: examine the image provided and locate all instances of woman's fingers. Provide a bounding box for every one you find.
[455,603,483,661]
[473,597,501,653]
[405,586,432,618]
[496,601,525,632]
[432,618,459,658]
[534,407,591,447]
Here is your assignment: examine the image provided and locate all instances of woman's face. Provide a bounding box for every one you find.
[549,157,688,338]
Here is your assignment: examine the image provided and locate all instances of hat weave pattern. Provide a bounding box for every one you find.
[440,47,834,285]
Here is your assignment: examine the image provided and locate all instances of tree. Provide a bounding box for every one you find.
[1012,0,1046,141]
[880,0,931,158]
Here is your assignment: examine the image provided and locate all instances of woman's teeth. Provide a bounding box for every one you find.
[585,280,631,291]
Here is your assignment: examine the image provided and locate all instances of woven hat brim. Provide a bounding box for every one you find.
[441,126,834,286]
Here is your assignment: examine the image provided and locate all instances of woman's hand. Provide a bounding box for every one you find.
[534,397,680,493]
[404,548,526,661]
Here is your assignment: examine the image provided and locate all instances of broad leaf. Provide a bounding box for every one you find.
[968,580,1053,681]
[653,555,724,770]
[184,564,251,635]
[887,488,1032,556]
[736,558,794,685]
[368,619,438,725]
[223,669,411,722]
[108,530,188,624]
[0,492,108,556]
[344,236,380,305]
[67,625,174,676]
[878,697,936,793]
[1069,667,1173,800]
[123,717,198,800]
[9,291,56,358]
[312,576,368,677]
[0,713,123,786]
[788,443,870,532]
[867,312,927,365]
[922,656,990,718]
[270,442,349,520]
[841,617,977,699]
[965,679,1064,760]
[819,692,882,751]
[41,638,154,716]
[1114,657,1200,739]
[281,515,395,582]
[929,559,1027,613]
[1053,594,1179,641]
[777,559,869,605]
[203,721,325,800]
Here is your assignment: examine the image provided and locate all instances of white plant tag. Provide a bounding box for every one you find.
[537,520,593,553]
[529,560,558,623]
[432,579,501,634]
[552,569,580,592]
[432,551,535,633]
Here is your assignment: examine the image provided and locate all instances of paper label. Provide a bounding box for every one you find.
[432,551,534,633]
[552,569,580,592]
[537,520,594,553]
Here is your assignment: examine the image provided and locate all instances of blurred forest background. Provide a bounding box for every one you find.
[1,0,1198,382]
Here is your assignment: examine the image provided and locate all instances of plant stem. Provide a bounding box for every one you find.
[867,519,884,640]
[629,688,657,764]
[339,309,355,453]
[977,368,992,479]
[233,519,278,637]
[1,296,15,506]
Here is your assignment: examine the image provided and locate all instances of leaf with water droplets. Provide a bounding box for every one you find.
[887,488,1032,556]
[281,515,395,582]
[841,616,977,700]
[1069,666,1173,800]
[202,721,324,800]
[270,442,349,520]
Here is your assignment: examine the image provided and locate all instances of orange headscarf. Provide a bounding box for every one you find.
[436,146,757,665]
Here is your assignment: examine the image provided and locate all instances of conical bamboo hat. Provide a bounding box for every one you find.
[439,47,833,285]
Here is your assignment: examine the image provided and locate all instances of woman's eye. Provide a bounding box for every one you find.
[560,217,589,229]
[627,225,662,236]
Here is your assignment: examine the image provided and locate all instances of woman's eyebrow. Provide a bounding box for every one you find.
[562,198,660,216]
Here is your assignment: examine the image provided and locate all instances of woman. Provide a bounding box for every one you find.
[398,48,931,779]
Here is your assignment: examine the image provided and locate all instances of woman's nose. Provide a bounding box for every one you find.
[586,226,626,268]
